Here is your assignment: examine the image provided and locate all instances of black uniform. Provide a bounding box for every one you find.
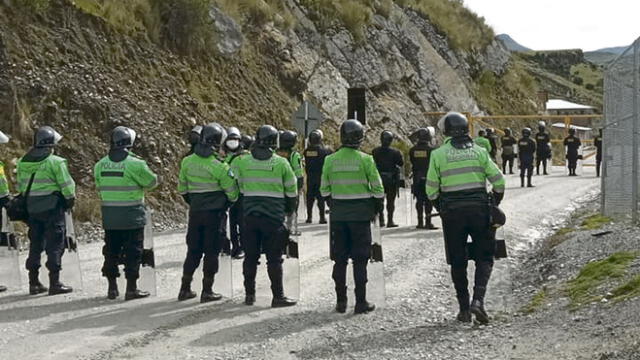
[372,146,403,226]
[595,134,603,177]
[487,134,498,161]
[500,135,517,174]
[564,135,582,176]
[518,137,536,187]
[303,144,332,223]
[535,132,551,175]
[409,143,436,228]
[225,150,247,258]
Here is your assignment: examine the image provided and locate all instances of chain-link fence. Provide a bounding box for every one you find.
[603,37,640,221]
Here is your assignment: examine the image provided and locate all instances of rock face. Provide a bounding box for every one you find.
[208,6,243,58]
[260,2,511,138]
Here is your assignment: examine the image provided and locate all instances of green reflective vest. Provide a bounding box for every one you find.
[94,153,158,230]
[320,147,384,222]
[178,153,239,212]
[235,153,297,223]
[474,137,492,154]
[17,154,76,214]
[0,161,9,199]
[426,138,505,201]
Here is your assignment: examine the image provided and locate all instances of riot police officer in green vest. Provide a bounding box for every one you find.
[321,119,384,314]
[17,126,76,296]
[223,127,247,259]
[235,125,298,307]
[177,123,239,302]
[277,130,304,233]
[0,130,10,293]
[94,126,158,300]
[427,113,506,324]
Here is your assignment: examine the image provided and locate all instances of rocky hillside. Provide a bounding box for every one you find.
[0,0,540,222]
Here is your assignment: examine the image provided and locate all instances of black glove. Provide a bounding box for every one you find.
[63,198,75,210]
[374,198,384,214]
[430,197,441,212]
[181,194,190,205]
[493,191,504,206]
[514,154,518,159]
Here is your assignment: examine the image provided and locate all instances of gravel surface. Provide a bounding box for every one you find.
[4,166,634,360]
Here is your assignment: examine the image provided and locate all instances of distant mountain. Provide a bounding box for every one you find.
[496,34,532,52]
[593,46,629,55]
[585,46,630,66]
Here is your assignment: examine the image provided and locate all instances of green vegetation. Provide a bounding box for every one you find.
[580,214,612,230]
[397,0,495,51]
[473,60,539,115]
[566,252,638,308]
[15,0,50,12]
[522,289,547,314]
[571,63,604,94]
[607,274,640,303]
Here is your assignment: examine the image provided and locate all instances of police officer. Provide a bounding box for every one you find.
[409,128,437,230]
[223,127,247,259]
[241,134,254,150]
[186,125,203,157]
[0,130,10,293]
[518,128,537,188]
[485,128,498,161]
[94,126,158,300]
[535,122,551,175]
[474,130,492,155]
[564,128,582,176]
[17,126,75,295]
[500,128,517,174]
[426,112,505,324]
[372,131,403,228]
[321,119,383,314]
[235,125,297,307]
[277,130,304,233]
[303,129,332,224]
[177,123,239,303]
[595,129,603,177]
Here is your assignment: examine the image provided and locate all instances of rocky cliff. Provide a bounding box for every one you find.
[0,0,536,223]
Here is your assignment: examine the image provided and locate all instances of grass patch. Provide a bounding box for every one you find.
[607,274,640,303]
[522,289,547,314]
[473,59,539,115]
[566,252,639,308]
[580,214,612,230]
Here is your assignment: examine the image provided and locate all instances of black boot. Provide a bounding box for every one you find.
[28,270,48,295]
[178,276,197,301]
[527,177,534,188]
[48,272,73,296]
[425,216,438,230]
[378,212,385,227]
[0,285,6,292]
[319,213,327,225]
[471,261,493,325]
[318,200,327,224]
[244,263,257,305]
[306,201,313,224]
[520,176,525,188]
[107,277,119,300]
[125,278,150,301]
[451,266,470,323]
[201,277,222,303]
[387,211,398,228]
[354,285,375,314]
[416,205,425,229]
[543,163,548,175]
[268,263,297,308]
[335,286,347,313]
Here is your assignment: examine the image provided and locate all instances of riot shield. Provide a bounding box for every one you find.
[368,215,386,307]
[139,210,157,296]
[283,213,300,301]
[576,146,584,175]
[0,209,21,290]
[61,211,83,291]
[405,186,414,227]
[494,227,508,260]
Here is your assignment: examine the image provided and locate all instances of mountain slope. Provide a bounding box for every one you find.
[497,33,532,52]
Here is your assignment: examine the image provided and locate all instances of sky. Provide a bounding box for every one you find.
[463,0,640,51]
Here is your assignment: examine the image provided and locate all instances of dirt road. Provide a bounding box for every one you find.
[0,166,600,359]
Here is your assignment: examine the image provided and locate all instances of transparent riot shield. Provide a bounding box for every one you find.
[283,214,300,302]
[404,181,413,227]
[368,216,386,308]
[139,210,157,296]
[61,211,83,291]
[576,146,584,175]
[494,227,508,260]
[0,209,21,290]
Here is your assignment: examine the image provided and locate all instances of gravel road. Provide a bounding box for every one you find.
[0,166,601,359]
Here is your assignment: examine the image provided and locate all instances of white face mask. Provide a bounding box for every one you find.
[227,140,240,151]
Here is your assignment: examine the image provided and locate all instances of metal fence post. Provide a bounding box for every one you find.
[634,40,640,223]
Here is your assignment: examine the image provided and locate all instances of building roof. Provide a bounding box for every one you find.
[551,123,592,131]
[546,99,594,110]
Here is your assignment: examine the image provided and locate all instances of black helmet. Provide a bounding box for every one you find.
[111,126,137,150]
[478,130,486,137]
[504,128,512,136]
[522,127,532,137]
[538,121,546,133]
[486,128,494,135]
[568,128,576,136]
[410,128,431,145]
[340,119,365,148]
[189,125,202,146]
[279,130,298,150]
[255,125,279,149]
[309,129,323,146]
[200,122,226,148]
[226,126,241,141]
[440,112,469,137]
[380,131,394,148]
[34,126,62,148]
[241,134,254,149]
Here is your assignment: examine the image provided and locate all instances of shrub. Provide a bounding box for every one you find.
[154,0,217,56]
[15,0,50,12]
